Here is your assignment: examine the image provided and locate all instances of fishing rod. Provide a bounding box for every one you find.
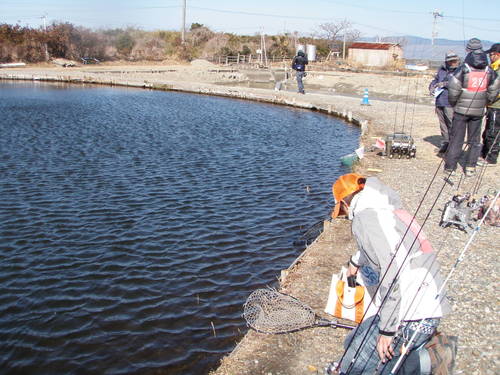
[472,128,500,195]
[408,74,421,137]
[338,164,449,375]
[440,67,496,231]
[372,202,468,374]
[340,48,495,375]
[293,215,331,246]
[400,76,413,134]
[389,190,499,374]
[391,73,406,134]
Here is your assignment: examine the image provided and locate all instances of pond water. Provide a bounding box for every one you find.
[0,81,360,374]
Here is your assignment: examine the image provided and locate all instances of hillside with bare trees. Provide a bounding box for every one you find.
[0,21,359,64]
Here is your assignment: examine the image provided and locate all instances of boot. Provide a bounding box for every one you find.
[437,142,448,156]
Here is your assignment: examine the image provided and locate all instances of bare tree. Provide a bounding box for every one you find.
[381,36,407,46]
[317,20,360,50]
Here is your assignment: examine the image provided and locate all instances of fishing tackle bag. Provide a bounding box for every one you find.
[324,266,377,324]
[421,331,458,375]
[477,196,500,226]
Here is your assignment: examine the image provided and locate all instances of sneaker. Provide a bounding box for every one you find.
[465,167,476,177]
[477,158,495,167]
[324,361,340,375]
[443,168,456,176]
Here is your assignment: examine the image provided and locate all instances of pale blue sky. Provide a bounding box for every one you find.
[1,0,498,42]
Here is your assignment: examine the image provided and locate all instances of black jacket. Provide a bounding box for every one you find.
[448,50,500,116]
[292,52,308,71]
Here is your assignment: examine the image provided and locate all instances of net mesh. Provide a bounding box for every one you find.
[243,289,316,334]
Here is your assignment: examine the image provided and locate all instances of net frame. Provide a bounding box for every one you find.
[243,288,354,334]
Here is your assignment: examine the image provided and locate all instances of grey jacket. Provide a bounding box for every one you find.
[349,178,450,334]
[448,50,500,117]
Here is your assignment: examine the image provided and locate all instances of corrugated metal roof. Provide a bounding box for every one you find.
[349,42,399,50]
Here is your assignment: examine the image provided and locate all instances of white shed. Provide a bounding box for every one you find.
[348,42,403,67]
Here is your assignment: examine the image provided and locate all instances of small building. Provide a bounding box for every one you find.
[348,42,403,67]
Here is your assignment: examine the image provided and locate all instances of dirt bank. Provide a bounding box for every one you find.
[1,62,497,375]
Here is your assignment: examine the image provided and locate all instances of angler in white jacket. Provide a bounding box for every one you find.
[332,174,450,374]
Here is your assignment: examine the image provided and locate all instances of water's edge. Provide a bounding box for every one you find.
[0,73,369,134]
[1,72,367,374]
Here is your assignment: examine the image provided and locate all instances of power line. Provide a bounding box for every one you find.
[189,6,332,21]
[317,0,500,22]
[315,0,428,15]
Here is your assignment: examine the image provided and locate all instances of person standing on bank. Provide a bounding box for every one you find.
[292,50,308,94]
[480,43,500,165]
[331,173,450,374]
[429,52,460,156]
[445,38,500,177]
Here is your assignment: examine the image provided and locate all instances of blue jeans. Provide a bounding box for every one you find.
[296,71,305,93]
[339,316,437,374]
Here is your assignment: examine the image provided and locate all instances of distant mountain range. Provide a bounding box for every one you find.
[361,36,495,61]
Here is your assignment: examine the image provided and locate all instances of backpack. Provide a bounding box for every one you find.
[477,196,500,226]
[292,58,304,71]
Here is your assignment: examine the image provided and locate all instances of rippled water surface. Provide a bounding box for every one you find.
[0,81,360,374]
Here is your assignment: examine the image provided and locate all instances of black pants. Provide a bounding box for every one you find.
[444,112,483,170]
[481,108,500,164]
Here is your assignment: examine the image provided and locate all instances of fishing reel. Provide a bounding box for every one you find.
[384,132,416,159]
[440,193,486,232]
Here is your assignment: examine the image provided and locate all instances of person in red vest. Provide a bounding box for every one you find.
[479,43,500,165]
[445,38,500,177]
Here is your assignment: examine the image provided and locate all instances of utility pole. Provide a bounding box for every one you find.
[181,0,186,44]
[41,14,49,61]
[342,33,346,60]
[259,30,268,67]
[431,10,443,46]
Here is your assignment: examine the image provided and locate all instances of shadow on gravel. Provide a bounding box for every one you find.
[424,135,442,148]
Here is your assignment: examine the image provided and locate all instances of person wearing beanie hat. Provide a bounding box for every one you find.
[445,38,500,176]
[292,50,308,94]
[466,37,483,52]
[479,43,500,165]
[331,174,450,374]
[429,51,460,155]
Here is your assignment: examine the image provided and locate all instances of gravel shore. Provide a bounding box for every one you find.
[2,62,498,374]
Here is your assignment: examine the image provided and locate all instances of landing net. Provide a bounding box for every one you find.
[243,289,316,334]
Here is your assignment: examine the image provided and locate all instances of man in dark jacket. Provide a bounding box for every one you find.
[292,50,308,94]
[445,38,500,176]
[429,51,460,155]
[480,43,500,165]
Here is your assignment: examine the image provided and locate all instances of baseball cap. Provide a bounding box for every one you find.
[331,173,366,218]
[485,43,500,54]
